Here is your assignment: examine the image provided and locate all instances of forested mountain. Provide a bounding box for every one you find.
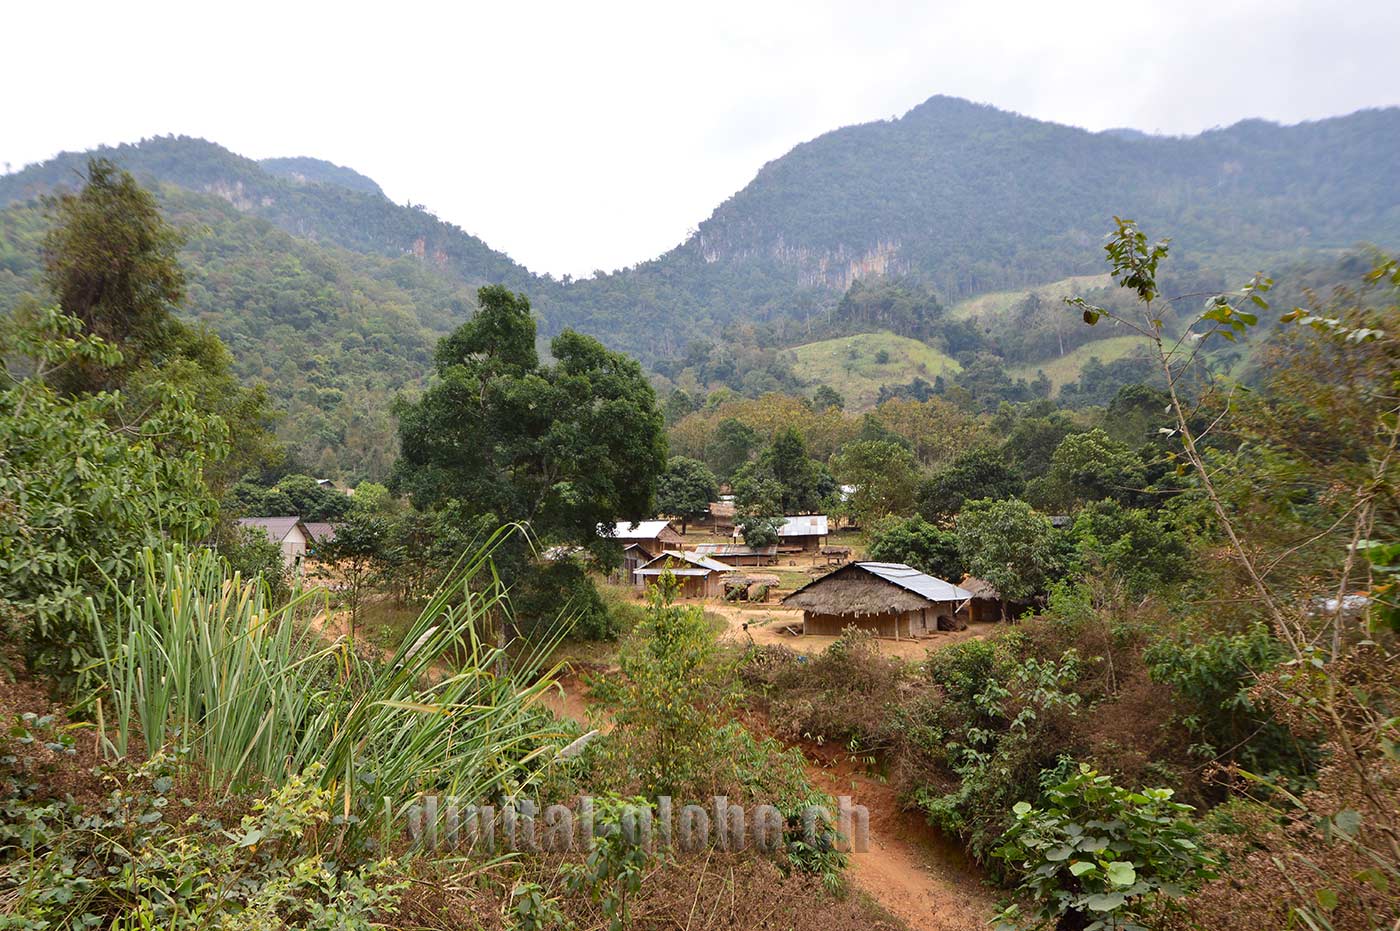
[2,97,1397,474]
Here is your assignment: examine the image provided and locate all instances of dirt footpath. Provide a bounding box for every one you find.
[707,602,997,661]
[543,670,999,931]
[806,748,999,929]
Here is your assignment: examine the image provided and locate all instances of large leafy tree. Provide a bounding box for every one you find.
[733,426,830,515]
[954,498,1063,610]
[41,159,186,394]
[1030,428,1147,512]
[918,446,1025,523]
[866,516,963,580]
[834,439,920,526]
[38,159,277,493]
[394,285,666,562]
[704,417,758,481]
[655,457,718,533]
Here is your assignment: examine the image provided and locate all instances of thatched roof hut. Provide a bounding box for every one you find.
[782,562,972,638]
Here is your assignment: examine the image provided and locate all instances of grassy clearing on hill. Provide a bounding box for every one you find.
[1007,335,1145,392]
[949,273,1112,320]
[787,332,961,409]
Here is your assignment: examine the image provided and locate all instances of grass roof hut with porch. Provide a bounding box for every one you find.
[782,562,973,639]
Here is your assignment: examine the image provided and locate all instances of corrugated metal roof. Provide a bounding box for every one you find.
[778,514,828,537]
[693,543,777,557]
[856,562,973,602]
[237,516,308,544]
[640,551,735,573]
[603,520,676,540]
[303,521,337,543]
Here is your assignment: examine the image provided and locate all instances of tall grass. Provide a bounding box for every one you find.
[90,527,568,828]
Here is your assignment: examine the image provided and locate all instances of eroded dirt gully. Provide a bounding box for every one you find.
[540,667,999,931]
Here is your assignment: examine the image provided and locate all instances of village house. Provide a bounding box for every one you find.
[691,542,778,567]
[782,561,973,639]
[776,514,829,553]
[632,551,735,599]
[303,521,337,552]
[236,517,312,570]
[603,519,684,558]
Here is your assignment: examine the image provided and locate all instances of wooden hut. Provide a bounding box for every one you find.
[782,562,973,639]
[777,515,829,553]
[959,576,1006,622]
[708,500,736,533]
[603,520,684,553]
[633,551,735,599]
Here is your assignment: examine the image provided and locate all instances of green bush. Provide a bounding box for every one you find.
[992,764,1216,931]
[0,747,404,929]
[1144,624,1311,779]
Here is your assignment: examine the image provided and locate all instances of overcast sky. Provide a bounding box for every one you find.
[5,1,1397,277]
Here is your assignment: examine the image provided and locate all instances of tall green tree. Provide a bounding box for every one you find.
[866,516,963,580]
[41,159,186,394]
[0,306,226,678]
[954,498,1062,613]
[1029,428,1146,512]
[705,417,759,481]
[655,457,718,533]
[38,159,277,493]
[918,446,1025,523]
[834,439,920,526]
[394,285,667,563]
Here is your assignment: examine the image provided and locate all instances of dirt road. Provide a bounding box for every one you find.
[543,670,998,930]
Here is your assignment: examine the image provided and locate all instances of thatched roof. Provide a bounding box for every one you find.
[782,562,971,616]
[960,576,1001,600]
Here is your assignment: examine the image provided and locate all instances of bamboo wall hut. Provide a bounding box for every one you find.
[633,551,735,599]
[959,576,1006,622]
[782,562,973,638]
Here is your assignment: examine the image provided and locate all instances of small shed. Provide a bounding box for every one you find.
[820,545,853,566]
[959,576,1007,622]
[777,515,829,553]
[692,542,778,567]
[708,500,736,533]
[237,517,312,570]
[633,551,735,599]
[782,562,972,639]
[724,573,782,602]
[620,542,652,587]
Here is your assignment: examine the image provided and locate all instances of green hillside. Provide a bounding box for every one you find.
[950,274,1113,320]
[786,332,961,410]
[3,100,1397,473]
[1007,336,1145,393]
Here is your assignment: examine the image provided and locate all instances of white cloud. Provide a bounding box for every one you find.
[3,0,1395,277]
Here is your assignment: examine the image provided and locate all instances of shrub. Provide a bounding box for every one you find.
[993,764,1216,931]
[1144,624,1311,779]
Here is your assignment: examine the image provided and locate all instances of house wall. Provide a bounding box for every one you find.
[802,602,960,637]
[640,573,714,599]
[782,533,825,553]
[280,527,309,569]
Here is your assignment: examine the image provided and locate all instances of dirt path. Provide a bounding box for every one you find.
[543,670,997,930]
[805,748,998,929]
